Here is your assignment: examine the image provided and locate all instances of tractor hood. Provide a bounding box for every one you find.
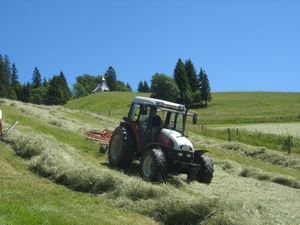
[161,128,193,151]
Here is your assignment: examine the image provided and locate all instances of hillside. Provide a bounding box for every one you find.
[66,92,300,124]
[0,98,300,225]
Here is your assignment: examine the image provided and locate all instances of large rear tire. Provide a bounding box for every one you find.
[196,155,214,184]
[108,126,134,169]
[140,147,166,182]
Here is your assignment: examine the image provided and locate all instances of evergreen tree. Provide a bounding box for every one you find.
[126,83,132,92]
[8,63,22,100]
[59,71,72,102]
[104,66,117,91]
[143,80,150,92]
[20,83,32,102]
[199,69,212,106]
[32,67,42,89]
[43,77,49,87]
[30,87,47,104]
[137,81,144,92]
[4,55,11,87]
[11,63,19,89]
[185,59,199,92]
[0,55,10,98]
[45,72,71,105]
[173,59,193,105]
[0,55,7,97]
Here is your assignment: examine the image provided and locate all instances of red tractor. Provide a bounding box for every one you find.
[108,96,214,184]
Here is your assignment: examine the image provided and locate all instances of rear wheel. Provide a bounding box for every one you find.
[108,126,134,169]
[196,155,214,184]
[140,147,166,182]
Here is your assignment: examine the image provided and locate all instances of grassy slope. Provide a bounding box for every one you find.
[66,92,150,119]
[66,92,300,124]
[1,98,300,224]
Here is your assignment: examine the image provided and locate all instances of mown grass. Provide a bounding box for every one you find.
[1,98,300,225]
[0,143,158,225]
[66,92,300,124]
[189,125,300,154]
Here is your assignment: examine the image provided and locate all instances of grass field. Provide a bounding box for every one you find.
[66,92,300,124]
[1,95,300,225]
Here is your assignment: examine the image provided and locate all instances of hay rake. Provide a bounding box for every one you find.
[82,129,112,153]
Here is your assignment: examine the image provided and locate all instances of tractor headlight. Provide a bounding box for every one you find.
[186,154,192,158]
[178,152,183,157]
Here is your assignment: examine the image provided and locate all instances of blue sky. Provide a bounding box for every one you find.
[1,0,299,92]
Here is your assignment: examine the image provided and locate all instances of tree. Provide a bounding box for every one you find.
[173,59,193,105]
[20,83,32,103]
[0,55,8,98]
[137,81,144,92]
[143,80,150,92]
[73,82,88,98]
[32,67,42,89]
[150,73,179,102]
[115,80,130,91]
[185,59,199,92]
[11,63,19,89]
[126,83,132,92]
[104,66,117,91]
[30,87,47,104]
[11,63,22,100]
[75,74,101,93]
[59,71,72,102]
[199,69,212,106]
[44,72,71,105]
[0,55,10,98]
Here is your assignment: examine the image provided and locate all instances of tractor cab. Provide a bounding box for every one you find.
[125,96,189,153]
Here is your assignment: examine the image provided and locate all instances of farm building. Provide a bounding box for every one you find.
[92,77,110,93]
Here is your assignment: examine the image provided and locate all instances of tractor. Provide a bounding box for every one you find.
[108,96,214,184]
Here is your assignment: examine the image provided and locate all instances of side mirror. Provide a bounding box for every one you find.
[192,113,198,124]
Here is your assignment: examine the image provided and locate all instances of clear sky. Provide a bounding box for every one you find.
[1,0,299,92]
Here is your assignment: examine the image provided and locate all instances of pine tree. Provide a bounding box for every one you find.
[185,59,199,92]
[199,69,212,106]
[59,71,72,102]
[11,63,21,100]
[173,59,193,105]
[143,80,150,92]
[20,83,32,102]
[11,63,19,89]
[137,81,144,92]
[44,72,71,105]
[4,55,11,87]
[32,67,42,89]
[126,83,132,92]
[0,55,9,98]
[104,66,117,91]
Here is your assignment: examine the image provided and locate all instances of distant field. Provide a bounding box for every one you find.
[66,92,300,124]
[222,122,300,137]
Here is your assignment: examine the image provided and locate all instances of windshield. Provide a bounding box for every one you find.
[162,111,185,134]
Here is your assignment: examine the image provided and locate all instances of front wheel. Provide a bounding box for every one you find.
[196,156,214,184]
[140,148,166,182]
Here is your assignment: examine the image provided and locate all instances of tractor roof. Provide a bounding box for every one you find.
[133,96,186,112]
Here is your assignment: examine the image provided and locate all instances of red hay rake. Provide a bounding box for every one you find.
[82,129,113,153]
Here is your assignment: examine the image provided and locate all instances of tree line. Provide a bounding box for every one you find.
[0,54,71,105]
[73,66,132,98]
[138,58,212,107]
